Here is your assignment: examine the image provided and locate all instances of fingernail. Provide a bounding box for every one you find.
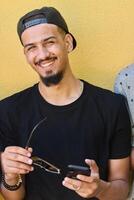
[28,159,32,164]
[64,177,69,181]
[27,153,31,157]
[31,167,34,171]
[77,175,81,179]
[28,147,33,152]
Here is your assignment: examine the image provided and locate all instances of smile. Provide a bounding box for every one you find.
[37,58,56,68]
[39,61,54,68]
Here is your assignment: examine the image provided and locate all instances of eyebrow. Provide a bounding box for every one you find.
[24,36,56,48]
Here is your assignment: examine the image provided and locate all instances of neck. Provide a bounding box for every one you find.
[38,76,83,106]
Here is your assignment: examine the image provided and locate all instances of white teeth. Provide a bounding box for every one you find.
[39,61,54,68]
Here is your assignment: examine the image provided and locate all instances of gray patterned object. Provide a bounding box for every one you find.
[114,63,134,147]
[114,64,134,199]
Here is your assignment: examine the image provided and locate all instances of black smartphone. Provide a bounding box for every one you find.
[67,164,91,179]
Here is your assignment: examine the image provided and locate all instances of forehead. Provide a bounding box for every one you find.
[21,23,61,45]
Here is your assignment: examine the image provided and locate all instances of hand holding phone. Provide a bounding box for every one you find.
[67,164,90,179]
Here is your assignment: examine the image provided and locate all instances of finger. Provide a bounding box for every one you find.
[5,152,33,165]
[85,159,99,178]
[62,177,81,191]
[7,160,33,171]
[62,180,76,191]
[3,160,34,174]
[5,146,31,157]
[76,174,100,186]
[76,174,92,183]
[4,165,33,174]
[27,147,33,153]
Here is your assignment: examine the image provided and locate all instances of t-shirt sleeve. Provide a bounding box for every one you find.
[109,95,131,159]
[0,101,18,152]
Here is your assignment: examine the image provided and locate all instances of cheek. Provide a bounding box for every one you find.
[56,48,68,63]
[50,42,67,54]
[25,53,34,65]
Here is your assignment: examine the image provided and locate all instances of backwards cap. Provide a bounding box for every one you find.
[17,6,77,49]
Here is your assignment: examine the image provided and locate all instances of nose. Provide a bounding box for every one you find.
[37,46,50,60]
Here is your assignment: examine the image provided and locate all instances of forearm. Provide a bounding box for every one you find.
[131,147,134,169]
[1,175,25,200]
[1,184,25,200]
[96,179,129,200]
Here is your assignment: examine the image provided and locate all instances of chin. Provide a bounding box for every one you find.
[40,71,64,87]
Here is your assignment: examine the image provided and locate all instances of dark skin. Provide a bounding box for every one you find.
[131,148,134,169]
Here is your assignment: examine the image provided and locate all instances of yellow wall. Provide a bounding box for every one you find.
[1,0,134,99]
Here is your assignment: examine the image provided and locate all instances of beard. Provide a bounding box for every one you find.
[40,70,64,87]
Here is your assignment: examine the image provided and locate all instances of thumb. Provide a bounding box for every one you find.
[85,159,99,178]
[28,147,33,153]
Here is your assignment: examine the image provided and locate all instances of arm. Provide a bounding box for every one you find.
[63,157,130,200]
[1,175,25,200]
[97,157,130,200]
[0,146,33,200]
[131,147,134,169]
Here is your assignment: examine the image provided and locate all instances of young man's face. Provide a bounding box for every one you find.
[21,23,73,86]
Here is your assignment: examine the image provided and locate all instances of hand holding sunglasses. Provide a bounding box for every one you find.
[25,118,90,178]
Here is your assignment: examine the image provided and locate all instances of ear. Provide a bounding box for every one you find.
[64,34,73,53]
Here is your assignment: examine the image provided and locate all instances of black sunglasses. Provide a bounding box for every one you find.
[25,118,60,174]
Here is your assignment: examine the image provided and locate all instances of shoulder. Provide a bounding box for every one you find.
[115,63,134,82]
[84,80,126,110]
[84,82,130,133]
[0,84,38,112]
[84,80,123,101]
[114,64,134,94]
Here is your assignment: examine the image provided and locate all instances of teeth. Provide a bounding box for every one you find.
[39,61,54,68]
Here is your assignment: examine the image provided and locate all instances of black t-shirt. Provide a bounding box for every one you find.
[0,80,131,200]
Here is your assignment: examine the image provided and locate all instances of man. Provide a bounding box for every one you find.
[114,64,134,168]
[0,6,131,200]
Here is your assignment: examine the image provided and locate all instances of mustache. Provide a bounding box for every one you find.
[35,57,57,65]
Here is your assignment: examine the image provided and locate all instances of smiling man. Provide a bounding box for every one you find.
[0,6,131,200]
[22,23,71,88]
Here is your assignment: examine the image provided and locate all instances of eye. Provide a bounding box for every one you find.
[26,45,36,52]
[46,40,55,46]
[49,40,54,43]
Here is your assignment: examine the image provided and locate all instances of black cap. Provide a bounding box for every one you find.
[17,7,77,50]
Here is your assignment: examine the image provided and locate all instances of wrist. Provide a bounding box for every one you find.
[2,173,22,191]
[4,173,20,185]
[95,180,111,199]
